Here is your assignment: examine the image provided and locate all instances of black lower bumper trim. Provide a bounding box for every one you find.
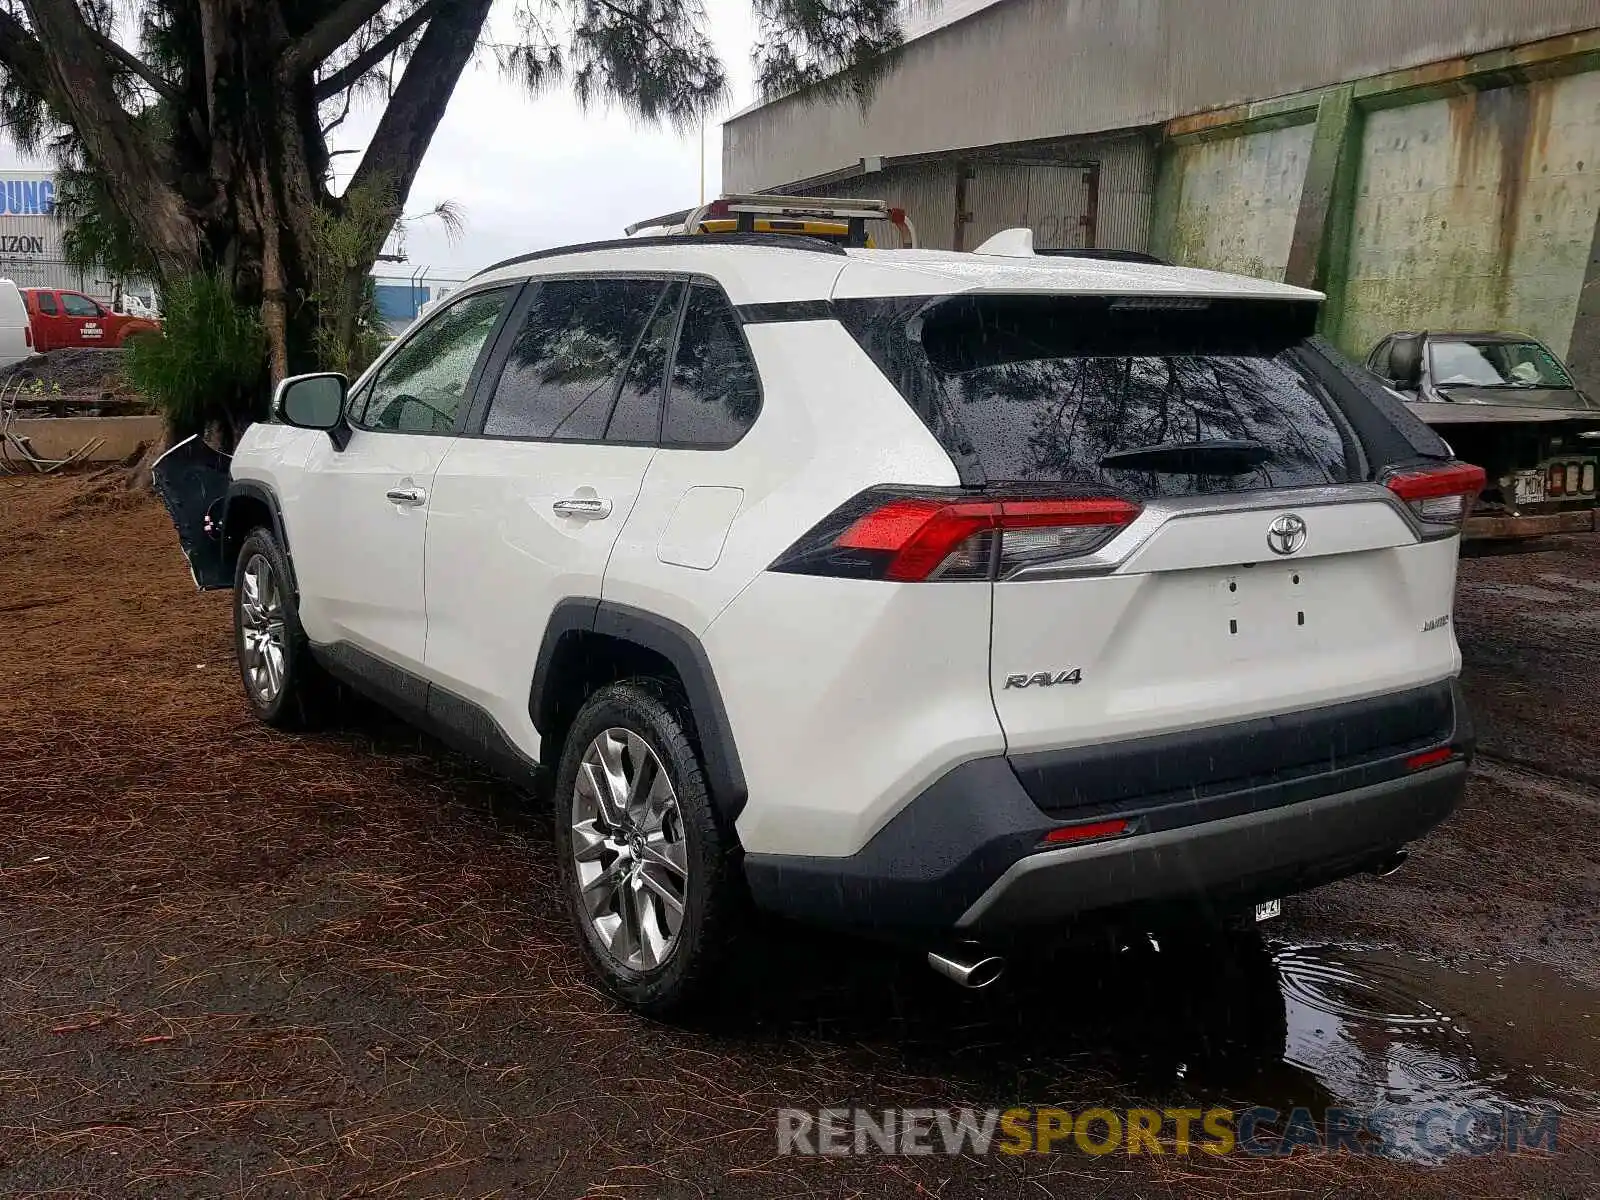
[1009,680,1457,821]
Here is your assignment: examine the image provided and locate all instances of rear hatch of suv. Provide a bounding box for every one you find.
[830,289,1477,821]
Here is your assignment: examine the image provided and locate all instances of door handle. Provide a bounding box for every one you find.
[386,486,427,506]
[552,496,613,519]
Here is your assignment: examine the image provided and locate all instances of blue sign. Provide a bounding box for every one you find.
[0,178,56,216]
[374,282,431,321]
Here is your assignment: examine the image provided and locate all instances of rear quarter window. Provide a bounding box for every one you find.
[660,282,761,448]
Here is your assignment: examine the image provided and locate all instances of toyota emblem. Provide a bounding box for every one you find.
[1266,513,1307,556]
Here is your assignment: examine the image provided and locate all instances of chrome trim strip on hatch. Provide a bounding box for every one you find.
[1002,483,1424,582]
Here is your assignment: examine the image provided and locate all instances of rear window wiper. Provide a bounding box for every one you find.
[1100,438,1272,474]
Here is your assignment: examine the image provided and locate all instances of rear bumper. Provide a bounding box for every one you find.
[743,682,1471,937]
[1464,508,1595,540]
[956,764,1464,933]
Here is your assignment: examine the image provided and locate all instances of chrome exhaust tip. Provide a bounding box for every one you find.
[927,947,1006,989]
[1371,849,1409,878]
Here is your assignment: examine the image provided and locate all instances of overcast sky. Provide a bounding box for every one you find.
[1,0,763,283]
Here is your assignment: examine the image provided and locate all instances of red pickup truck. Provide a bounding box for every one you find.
[21,287,161,351]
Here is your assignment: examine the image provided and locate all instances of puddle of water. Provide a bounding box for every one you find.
[1268,945,1599,1160]
[712,930,1597,1163]
[960,937,1600,1162]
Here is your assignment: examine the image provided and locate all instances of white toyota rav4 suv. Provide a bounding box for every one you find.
[156,232,1479,1013]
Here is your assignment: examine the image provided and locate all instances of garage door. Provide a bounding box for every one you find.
[958,161,1097,251]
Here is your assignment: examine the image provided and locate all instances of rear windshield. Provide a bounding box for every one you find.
[836,294,1443,495]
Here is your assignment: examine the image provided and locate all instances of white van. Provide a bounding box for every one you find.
[0,279,34,369]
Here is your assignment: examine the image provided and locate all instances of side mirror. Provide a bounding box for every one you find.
[1389,335,1423,390]
[275,373,351,448]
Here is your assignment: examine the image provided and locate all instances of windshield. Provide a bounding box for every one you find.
[1429,340,1573,389]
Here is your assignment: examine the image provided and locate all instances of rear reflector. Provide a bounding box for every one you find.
[1384,462,1485,533]
[1042,818,1130,846]
[1549,463,1566,496]
[772,488,1141,582]
[1405,748,1454,771]
[1582,462,1597,495]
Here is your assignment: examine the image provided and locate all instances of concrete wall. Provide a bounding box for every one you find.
[9,415,162,464]
[724,0,1600,193]
[1168,123,1316,281]
[1342,73,1600,358]
[1146,32,1600,389]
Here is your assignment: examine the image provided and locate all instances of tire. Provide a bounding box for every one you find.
[553,678,743,1015]
[232,526,333,729]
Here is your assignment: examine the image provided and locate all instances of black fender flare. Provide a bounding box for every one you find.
[224,481,299,597]
[531,599,749,822]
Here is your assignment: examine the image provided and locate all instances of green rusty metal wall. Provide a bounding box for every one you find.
[1341,71,1600,358]
[1167,123,1315,281]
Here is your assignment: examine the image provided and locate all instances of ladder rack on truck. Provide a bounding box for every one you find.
[626,194,918,249]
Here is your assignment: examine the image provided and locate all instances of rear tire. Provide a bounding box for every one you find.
[553,678,743,1015]
[232,527,333,729]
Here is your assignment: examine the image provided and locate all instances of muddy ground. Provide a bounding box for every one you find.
[1,473,1596,1198]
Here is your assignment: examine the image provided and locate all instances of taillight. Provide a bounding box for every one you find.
[1384,462,1485,534]
[770,488,1142,581]
[1549,463,1566,496]
[1581,462,1597,495]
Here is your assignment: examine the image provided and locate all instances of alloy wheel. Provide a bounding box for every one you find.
[571,727,689,971]
[239,553,287,705]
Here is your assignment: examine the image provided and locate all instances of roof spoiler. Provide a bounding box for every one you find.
[626,193,918,248]
[972,227,1170,265]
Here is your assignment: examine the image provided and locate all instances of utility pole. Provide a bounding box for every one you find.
[699,120,705,205]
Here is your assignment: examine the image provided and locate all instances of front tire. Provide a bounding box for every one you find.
[232,527,331,729]
[553,679,742,1015]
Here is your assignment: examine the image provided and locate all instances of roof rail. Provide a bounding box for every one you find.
[469,231,848,279]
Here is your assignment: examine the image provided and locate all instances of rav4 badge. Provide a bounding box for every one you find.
[1004,669,1083,689]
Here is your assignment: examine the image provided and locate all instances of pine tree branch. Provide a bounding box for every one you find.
[283,0,397,80]
[348,0,493,243]
[90,28,182,105]
[0,10,54,100]
[314,0,444,100]
[18,0,200,274]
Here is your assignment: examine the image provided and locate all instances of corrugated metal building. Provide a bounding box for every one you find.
[723,0,1600,388]
[0,168,92,290]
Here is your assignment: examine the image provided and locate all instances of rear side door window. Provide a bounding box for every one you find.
[661,283,762,448]
[360,288,513,433]
[35,292,59,316]
[605,282,684,443]
[482,277,668,441]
